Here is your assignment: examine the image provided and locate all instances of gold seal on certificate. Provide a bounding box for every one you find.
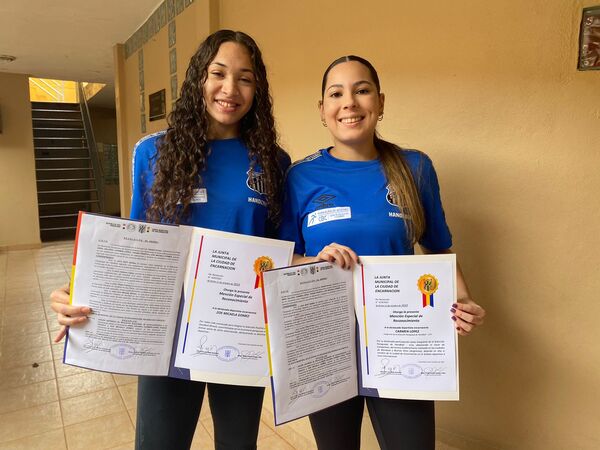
[254,256,274,288]
[417,274,439,307]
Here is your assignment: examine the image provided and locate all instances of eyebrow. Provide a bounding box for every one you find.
[210,62,254,74]
[326,80,373,91]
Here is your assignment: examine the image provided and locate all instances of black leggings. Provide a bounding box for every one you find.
[135,376,264,450]
[309,396,435,450]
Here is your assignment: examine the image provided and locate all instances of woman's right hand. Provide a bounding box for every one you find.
[315,242,359,270]
[49,284,91,343]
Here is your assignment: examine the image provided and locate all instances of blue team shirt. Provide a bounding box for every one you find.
[130,131,290,237]
[279,147,452,256]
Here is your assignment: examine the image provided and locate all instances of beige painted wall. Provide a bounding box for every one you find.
[115,0,600,448]
[89,107,117,144]
[220,1,600,449]
[0,72,41,249]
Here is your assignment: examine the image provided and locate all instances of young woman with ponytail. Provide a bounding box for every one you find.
[279,55,485,449]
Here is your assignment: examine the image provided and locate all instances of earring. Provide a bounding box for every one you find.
[378,113,384,122]
[321,119,327,127]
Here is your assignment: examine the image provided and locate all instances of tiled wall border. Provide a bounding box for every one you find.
[130,0,192,131]
[139,49,146,133]
[124,0,194,59]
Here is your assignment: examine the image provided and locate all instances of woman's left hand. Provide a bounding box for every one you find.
[451,299,485,336]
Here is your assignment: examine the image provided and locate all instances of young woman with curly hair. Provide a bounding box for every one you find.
[50,30,290,449]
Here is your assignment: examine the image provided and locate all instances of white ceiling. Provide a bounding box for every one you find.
[0,0,163,108]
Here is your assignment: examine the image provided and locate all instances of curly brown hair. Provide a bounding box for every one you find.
[146,30,284,224]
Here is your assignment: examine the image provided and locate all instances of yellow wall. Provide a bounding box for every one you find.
[116,1,600,448]
[29,78,78,103]
[0,72,41,249]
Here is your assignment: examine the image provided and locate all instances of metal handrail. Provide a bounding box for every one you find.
[77,82,105,212]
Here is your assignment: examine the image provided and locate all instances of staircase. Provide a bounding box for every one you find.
[32,101,102,241]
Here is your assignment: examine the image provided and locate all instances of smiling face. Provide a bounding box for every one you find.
[320,60,384,156]
[203,41,256,139]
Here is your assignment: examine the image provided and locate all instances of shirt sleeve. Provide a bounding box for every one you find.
[416,154,453,251]
[278,168,306,255]
[129,141,154,221]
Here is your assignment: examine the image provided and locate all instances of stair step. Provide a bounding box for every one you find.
[39,189,97,194]
[31,101,79,108]
[39,200,100,206]
[34,146,88,150]
[33,127,84,131]
[40,213,80,219]
[32,117,82,121]
[35,157,90,161]
[37,178,94,182]
[34,137,86,140]
[31,108,79,112]
[40,226,78,231]
[36,168,92,171]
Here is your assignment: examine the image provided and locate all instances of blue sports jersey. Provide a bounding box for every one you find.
[279,147,452,256]
[130,131,290,237]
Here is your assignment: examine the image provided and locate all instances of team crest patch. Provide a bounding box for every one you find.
[386,184,399,206]
[386,184,410,218]
[246,169,266,194]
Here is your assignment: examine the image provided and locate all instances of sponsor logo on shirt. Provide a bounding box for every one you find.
[312,194,336,210]
[307,206,351,227]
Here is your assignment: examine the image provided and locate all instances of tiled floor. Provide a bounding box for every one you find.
[0,241,462,449]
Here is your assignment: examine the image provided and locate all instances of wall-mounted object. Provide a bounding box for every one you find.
[149,89,166,121]
[579,6,600,70]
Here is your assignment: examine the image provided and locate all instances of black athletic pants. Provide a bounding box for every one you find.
[135,376,264,450]
[309,395,435,450]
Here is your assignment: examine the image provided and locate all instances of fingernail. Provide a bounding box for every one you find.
[451,316,457,321]
[450,308,456,313]
[456,327,461,331]
[452,303,458,308]
[82,307,91,314]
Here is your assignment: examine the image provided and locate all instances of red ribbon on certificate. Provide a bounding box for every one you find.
[417,274,439,308]
[253,256,274,289]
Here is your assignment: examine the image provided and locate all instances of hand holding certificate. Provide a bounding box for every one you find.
[262,254,458,425]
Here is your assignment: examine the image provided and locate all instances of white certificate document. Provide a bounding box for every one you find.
[174,228,294,387]
[355,255,459,400]
[65,213,191,376]
[64,212,294,384]
[262,262,358,425]
[262,254,459,424]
